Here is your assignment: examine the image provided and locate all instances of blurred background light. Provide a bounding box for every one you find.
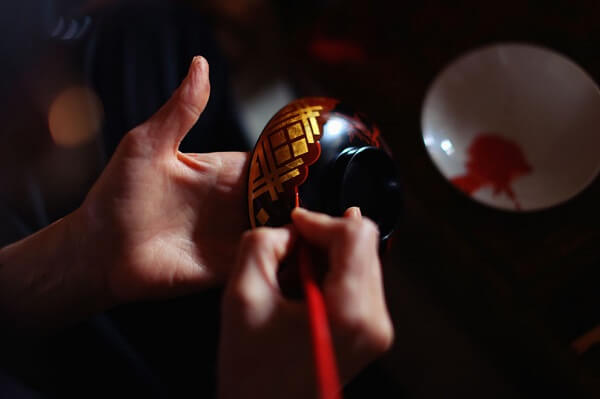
[47,86,103,148]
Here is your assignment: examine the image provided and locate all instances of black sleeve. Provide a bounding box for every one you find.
[0,203,34,248]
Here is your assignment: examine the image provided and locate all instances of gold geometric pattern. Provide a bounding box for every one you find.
[256,208,270,225]
[287,122,303,139]
[270,130,286,147]
[291,139,308,157]
[274,145,292,164]
[249,105,324,211]
[264,106,323,143]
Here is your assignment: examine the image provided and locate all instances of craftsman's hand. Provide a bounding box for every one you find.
[79,56,248,303]
[218,208,393,399]
[0,56,249,330]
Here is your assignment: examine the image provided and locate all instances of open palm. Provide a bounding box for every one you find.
[79,57,249,303]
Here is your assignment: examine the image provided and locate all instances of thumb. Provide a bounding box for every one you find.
[142,56,210,155]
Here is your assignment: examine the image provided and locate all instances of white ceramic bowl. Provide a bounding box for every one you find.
[421,43,600,211]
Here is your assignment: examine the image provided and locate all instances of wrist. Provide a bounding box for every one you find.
[0,208,113,331]
[68,206,116,313]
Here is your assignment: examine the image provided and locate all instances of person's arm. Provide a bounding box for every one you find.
[218,207,394,399]
[0,209,106,330]
[0,56,249,332]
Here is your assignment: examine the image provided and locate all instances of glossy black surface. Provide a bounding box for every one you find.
[293,102,402,243]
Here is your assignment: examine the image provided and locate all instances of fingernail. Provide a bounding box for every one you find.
[188,56,207,83]
[291,207,309,218]
[292,207,307,214]
[344,206,361,219]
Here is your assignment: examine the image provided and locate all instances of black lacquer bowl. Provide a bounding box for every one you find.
[248,97,402,245]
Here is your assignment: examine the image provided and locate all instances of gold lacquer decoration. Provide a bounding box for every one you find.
[248,98,338,228]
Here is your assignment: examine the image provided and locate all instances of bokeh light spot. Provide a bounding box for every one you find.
[48,86,103,148]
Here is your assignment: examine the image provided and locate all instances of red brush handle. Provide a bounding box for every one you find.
[296,193,342,399]
[299,243,342,399]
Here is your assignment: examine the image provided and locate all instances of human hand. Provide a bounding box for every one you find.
[218,207,394,399]
[75,56,249,304]
[1,56,250,330]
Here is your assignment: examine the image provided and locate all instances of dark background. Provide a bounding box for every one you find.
[1,0,599,397]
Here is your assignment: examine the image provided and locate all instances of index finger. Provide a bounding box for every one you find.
[228,226,296,308]
[290,208,345,249]
[291,207,380,276]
